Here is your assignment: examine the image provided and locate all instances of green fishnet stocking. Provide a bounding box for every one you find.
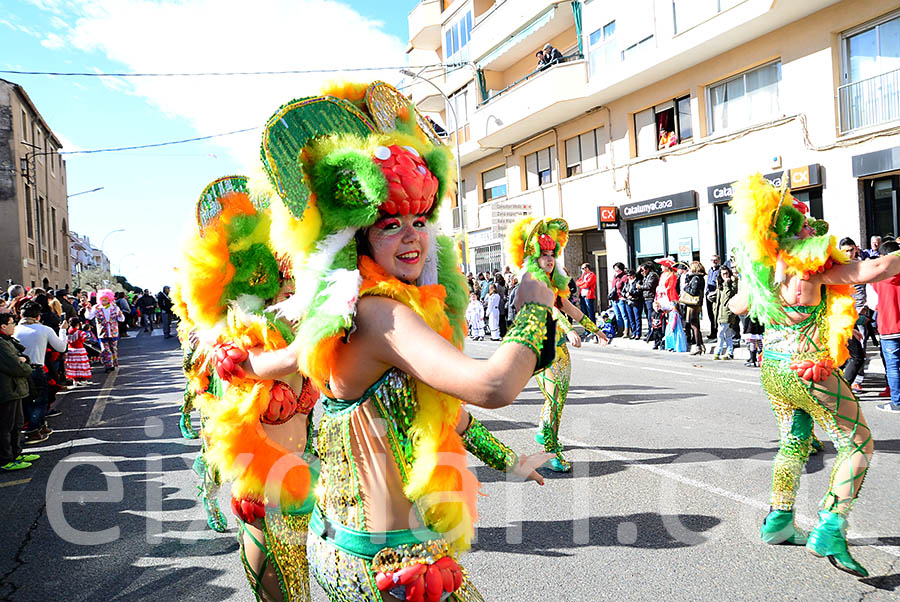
[536,343,571,466]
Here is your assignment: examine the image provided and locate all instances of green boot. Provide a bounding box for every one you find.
[534,428,545,446]
[806,510,868,577]
[201,491,228,533]
[547,452,571,473]
[810,436,824,455]
[760,509,806,545]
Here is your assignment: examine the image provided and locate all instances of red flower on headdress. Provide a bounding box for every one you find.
[792,197,810,215]
[373,145,439,216]
[538,234,556,252]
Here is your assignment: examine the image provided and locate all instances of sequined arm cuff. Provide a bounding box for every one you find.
[461,415,518,472]
[578,314,600,334]
[501,302,550,357]
[553,306,575,335]
[501,302,556,373]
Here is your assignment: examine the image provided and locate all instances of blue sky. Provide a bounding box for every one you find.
[1,0,418,291]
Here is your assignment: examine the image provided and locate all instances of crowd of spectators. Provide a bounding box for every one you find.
[460,230,899,416]
[0,282,178,472]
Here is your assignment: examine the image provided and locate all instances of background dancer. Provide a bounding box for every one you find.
[728,174,900,578]
[507,217,608,473]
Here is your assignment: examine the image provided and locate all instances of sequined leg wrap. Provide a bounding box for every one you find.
[536,343,572,471]
[761,356,873,518]
[238,514,311,602]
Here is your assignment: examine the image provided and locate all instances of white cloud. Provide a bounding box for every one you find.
[54,131,83,152]
[49,15,70,29]
[40,32,65,49]
[55,0,408,168]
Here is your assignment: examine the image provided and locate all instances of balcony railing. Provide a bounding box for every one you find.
[839,67,900,134]
[479,51,582,105]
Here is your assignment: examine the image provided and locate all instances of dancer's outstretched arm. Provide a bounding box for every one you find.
[819,252,900,285]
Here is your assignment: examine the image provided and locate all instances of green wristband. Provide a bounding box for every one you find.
[461,415,518,472]
[578,314,599,334]
[501,302,550,357]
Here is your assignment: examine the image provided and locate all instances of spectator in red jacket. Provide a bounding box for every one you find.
[576,263,597,323]
[872,239,900,413]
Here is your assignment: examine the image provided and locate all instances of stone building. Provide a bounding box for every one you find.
[0,78,71,291]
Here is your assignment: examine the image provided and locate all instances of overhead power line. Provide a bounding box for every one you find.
[57,127,258,155]
[0,62,468,78]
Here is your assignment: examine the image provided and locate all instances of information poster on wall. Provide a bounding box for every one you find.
[677,238,693,263]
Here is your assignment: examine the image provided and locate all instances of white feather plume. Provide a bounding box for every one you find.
[319,268,363,321]
[417,225,439,287]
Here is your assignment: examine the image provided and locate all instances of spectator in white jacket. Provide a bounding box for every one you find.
[465,292,486,341]
[14,301,67,443]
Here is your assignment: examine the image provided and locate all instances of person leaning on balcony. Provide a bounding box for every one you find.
[543,43,563,65]
[535,48,550,69]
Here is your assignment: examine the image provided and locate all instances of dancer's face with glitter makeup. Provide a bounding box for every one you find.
[366,213,429,283]
[538,249,555,273]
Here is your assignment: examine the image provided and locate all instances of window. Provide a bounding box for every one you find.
[622,35,654,62]
[21,110,27,142]
[38,196,46,240]
[631,211,700,266]
[707,61,781,134]
[525,146,555,189]
[50,146,55,176]
[634,95,692,156]
[51,207,57,249]
[445,11,473,62]
[24,186,34,238]
[673,0,744,33]
[449,87,470,144]
[474,242,503,275]
[564,128,605,177]
[588,20,618,77]
[839,11,900,132]
[481,165,506,203]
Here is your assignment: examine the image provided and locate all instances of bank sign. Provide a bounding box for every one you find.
[620,190,697,220]
[597,206,619,230]
[707,164,822,204]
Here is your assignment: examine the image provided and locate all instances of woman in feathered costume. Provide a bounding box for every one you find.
[728,174,900,577]
[174,174,321,601]
[201,82,556,602]
[506,217,608,472]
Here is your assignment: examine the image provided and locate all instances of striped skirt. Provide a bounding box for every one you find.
[66,347,92,379]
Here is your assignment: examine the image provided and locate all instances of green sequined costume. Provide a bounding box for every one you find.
[310,368,485,602]
[534,307,575,472]
[760,295,873,519]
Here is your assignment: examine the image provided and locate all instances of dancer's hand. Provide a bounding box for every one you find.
[513,452,554,485]
[566,331,582,348]
[595,331,609,346]
[515,272,555,309]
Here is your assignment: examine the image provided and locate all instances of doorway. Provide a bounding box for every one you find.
[865,176,899,240]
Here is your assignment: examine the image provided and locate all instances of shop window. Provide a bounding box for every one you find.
[481,165,507,203]
[564,128,605,177]
[866,176,899,238]
[474,242,503,274]
[716,204,739,260]
[634,95,692,157]
[588,20,618,78]
[525,146,555,189]
[631,211,699,266]
[839,10,900,132]
[792,188,824,221]
[445,10,473,62]
[707,61,781,134]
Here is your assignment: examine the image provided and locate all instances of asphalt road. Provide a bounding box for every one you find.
[1,329,899,601]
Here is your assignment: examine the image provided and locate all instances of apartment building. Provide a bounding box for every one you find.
[69,231,111,278]
[406,0,900,302]
[0,78,71,291]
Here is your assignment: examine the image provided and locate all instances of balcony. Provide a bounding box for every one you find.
[839,68,900,134]
[471,0,574,71]
[473,58,588,148]
[409,0,442,51]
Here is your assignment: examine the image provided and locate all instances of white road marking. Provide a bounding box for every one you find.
[85,369,118,427]
[469,405,900,559]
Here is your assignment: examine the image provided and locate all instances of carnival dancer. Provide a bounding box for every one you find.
[507,217,608,473]
[654,258,687,352]
[65,318,92,385]
[210,82,557,602]
[727,174,900,577]
[84,289,124,372]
